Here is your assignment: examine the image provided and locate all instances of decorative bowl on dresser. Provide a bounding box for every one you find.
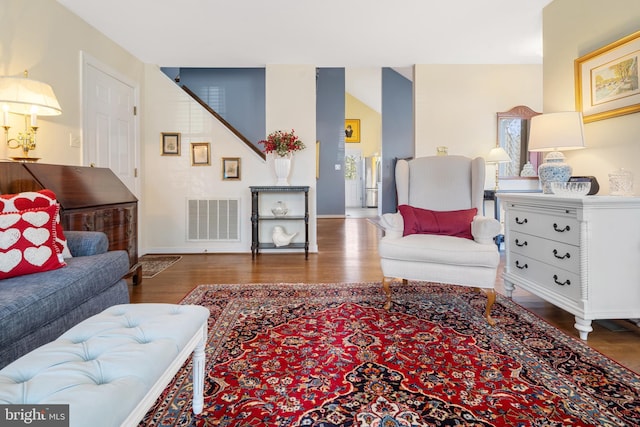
[499,192,640,340]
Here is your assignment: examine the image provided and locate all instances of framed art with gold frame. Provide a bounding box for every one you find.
[222,157,241,180]
[345,119,360,143]
[161,132,181,156]
[575,29,640,123]
[191,142,211,166]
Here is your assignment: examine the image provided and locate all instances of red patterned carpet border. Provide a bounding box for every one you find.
[140,282,640,426]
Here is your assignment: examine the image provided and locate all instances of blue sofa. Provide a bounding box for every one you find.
[0,231,130,369]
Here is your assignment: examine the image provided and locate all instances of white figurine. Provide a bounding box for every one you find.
[272,225,297,247]
[520,161,536,177]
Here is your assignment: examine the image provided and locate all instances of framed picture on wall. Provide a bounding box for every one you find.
[222,157,241,180]
[191,142,211,166]
[575,29,640,123]
[345,119,360,143]
[161,132,181,155]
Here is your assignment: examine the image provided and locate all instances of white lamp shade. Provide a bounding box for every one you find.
[0,77,62,116]
[486,147,511,163]
[528,112,585,152]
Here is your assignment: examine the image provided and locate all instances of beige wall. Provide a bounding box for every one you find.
[346,93,381,157]
[139,64,320,255]
[412,64,542,190]
[11,0,635,252]
[141,64,319,254]
[265,64,318,251]
[413,64,543,161]
[543,0,640,194]
[141,65,269,253]
[0,0,144,165]
[1,2,320,255]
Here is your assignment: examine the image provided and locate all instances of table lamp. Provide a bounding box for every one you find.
[0,70,62,162]
[486,146,511,191]
[528,112,586,193]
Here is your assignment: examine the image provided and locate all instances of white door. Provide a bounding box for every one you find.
[345,149,363,208]
[83,55,138,196]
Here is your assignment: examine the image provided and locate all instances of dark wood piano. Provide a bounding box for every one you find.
[0,162,142,285]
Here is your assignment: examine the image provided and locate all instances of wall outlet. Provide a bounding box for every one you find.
[69,133,81,148]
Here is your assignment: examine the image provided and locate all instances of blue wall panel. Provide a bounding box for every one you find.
[381,68,413,214]
[174,68,266,148]
[316,68,346,216]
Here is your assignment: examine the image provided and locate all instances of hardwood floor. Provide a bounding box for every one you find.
[128,217,640,374]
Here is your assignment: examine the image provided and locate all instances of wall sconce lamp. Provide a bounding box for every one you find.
[486,146,511,191]
[0,70,62,162]
[528,112,586,193]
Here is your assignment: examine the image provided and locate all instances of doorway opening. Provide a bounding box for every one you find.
[345,148,380,218]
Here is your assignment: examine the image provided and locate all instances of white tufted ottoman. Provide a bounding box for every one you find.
[0,303,209,427]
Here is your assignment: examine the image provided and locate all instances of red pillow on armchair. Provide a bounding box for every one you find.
[398,204,477,239]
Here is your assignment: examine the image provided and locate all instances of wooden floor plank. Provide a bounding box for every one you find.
[128,218,640,373]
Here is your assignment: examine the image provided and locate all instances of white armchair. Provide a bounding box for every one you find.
[379,155,501,324]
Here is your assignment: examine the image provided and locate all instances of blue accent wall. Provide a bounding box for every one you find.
[381,68,413,214]
[171,68,266,147]
[316,68,346,216]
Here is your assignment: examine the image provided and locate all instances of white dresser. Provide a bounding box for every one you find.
[500,193,640,340]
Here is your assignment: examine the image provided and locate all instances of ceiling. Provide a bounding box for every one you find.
[57,0,553,68]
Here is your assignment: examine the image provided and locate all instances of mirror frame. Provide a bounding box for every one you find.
[496,105,541,178]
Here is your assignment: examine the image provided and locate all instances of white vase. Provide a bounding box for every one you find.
[274,154,292,186]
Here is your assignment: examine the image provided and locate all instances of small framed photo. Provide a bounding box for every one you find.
[345,119,360,143]
[190,142,211,166]
[222,157,241,180]
[161,132,181,156]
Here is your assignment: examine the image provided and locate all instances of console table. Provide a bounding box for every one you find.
[500,193,640,339]
[250,186,309,259]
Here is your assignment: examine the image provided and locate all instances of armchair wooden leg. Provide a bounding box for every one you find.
[484,288,497,326]
[382,277,393,310]
[472,287,497,325]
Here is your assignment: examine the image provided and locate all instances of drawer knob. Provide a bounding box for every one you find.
[552,249,570,259]
[515,239,528,247]
[553,223,571,232]
[515,260,528,269]
[553,275,571,286]
[515,217,528,225]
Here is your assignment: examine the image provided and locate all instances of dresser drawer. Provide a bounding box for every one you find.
[508,254,581,301]
[508,209,579,245]
[508,231,579,273]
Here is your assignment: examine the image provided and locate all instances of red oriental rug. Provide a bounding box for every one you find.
[140,282,640,426]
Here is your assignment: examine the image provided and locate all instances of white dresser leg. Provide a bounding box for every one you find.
[192,326,207,414]
[504,279,515,298]
[574,317,593,340]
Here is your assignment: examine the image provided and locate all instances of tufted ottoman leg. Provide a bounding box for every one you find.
[0,303,209,427]
[192,326,207,414]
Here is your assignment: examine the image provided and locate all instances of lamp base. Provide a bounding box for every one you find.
[538,151,571,194]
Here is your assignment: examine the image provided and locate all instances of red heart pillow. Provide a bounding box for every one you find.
[398,204,477,240]
[0,190,71,258]
[0,204,66,279]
